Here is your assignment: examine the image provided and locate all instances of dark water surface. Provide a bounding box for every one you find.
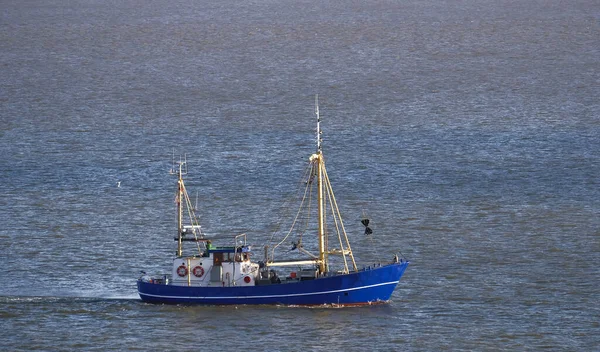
[1,0,598,350]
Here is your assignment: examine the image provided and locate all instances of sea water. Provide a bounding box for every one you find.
[0,0,598,350]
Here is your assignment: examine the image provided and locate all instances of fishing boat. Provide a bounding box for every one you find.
[137,97,409,306]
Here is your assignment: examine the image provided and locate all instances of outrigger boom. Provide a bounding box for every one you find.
[267,260,320,267]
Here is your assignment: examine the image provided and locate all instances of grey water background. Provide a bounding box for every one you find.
[1,0,599,350]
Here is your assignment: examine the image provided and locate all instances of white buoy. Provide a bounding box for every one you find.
[117,181,121,188]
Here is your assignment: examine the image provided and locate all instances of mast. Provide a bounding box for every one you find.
[315,95,327,274]
[268,96,358,273]
[175,160,185,257]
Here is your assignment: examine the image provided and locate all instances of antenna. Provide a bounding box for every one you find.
[170,148,176,175]
[315,94,322,153]
[169,150,188,177]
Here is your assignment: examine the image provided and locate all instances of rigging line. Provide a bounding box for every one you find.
[301,171,315,240]
[266,161,313,250]
[181,181,204,254]
[180,183,198,252]
[322,166,349,273]
[271,166,314,259]
[265,162,312,245]
[297,160,316,243]
[397,249,408,260]
[321,163,329,273]
[322,165,358,271]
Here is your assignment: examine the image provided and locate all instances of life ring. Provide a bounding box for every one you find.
[176,265,188,277]
[243,276,251,283]
[192,265,205,278]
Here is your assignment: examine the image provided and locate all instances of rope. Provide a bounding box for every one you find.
[271,162,314,259]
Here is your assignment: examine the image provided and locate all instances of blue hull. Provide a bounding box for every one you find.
[138,262,408,306]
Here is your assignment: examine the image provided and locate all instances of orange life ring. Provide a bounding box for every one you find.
[243,276,251,283]
[176,265,188,277]
[192,266,205,278]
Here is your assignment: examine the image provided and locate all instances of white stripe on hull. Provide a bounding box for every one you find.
[139,280,399,300]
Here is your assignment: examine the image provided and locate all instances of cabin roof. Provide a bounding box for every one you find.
[208,246,251,254]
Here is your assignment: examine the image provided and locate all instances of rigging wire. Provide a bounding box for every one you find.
[271,163,314,260]
[322,165,357,272]
[323,175,349,273]
[300,170,314,243]
[266,162,313,242]
[180,180,205,255]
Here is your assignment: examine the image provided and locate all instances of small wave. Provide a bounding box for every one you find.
[0,292,141,303]
[97,294,141,300]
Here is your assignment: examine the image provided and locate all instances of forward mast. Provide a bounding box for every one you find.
[171,156,203,258]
